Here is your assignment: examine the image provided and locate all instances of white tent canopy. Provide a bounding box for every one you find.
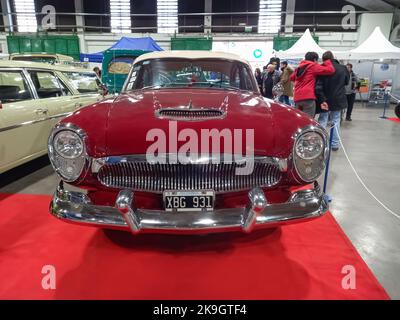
[335,27,400,60]
[276,29,325,59]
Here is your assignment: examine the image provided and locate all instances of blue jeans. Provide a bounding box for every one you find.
[318,111,341,149]
[279,95,290,105]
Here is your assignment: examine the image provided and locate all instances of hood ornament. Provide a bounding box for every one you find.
[187,99,193,109]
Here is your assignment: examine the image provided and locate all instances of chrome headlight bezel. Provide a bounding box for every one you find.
[292,125,328,183]
[48,123,90,183]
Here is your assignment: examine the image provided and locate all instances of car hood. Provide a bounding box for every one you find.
[104,88,283,156]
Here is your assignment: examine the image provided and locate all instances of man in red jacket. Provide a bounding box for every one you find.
[290,51,335,117]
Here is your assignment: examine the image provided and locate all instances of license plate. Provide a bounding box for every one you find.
[163,190,215,212]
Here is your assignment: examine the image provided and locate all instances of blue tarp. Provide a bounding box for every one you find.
[80,36,163,63]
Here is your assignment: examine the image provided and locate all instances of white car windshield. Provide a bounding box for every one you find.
[63,72,100,93]
[125,58,257,92]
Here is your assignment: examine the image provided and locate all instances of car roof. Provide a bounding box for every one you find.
[0,59,94,73]
[9,53,74,60]
[134,50,251,66]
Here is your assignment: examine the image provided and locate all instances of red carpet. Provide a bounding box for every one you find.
[387,117,400,123]
[0,193,389,300]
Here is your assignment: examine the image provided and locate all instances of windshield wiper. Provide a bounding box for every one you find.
[142,82,241,91]
[142,84,165,89]
[142,83,187,89]
[189,81,241,91]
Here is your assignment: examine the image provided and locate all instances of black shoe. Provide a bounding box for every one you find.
[332,147,339,152]
[346,117,352,121]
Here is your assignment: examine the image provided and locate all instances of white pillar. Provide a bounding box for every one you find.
[284,0,295,34]
[74,0,84,33]
[74,0,87,54]
[1,0,13,32]
[204,0,212,34]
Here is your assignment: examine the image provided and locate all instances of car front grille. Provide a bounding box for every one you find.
[95,157,283,193]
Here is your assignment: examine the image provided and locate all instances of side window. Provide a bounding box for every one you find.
[231,67,241,88]
[56,78,73,96]
[0,70,33,103]
[28,70,71,98]
[131,64,152,89]
[240,66,255,91]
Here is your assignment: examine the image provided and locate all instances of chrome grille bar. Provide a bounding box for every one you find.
[95,155,284,193]
[155,108,226,121]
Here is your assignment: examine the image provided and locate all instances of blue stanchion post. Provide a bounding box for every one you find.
[323,126,334,202]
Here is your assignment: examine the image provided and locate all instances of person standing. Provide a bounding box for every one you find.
[254,68,263,93]
[279,61,293,105]
[344,63,360,121]
[93,66,101,78]
[262,64,280,99]
[290,51,335,117]
[315,51,349,151]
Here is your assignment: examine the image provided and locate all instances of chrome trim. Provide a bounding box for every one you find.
[92,153,285,169]
[154,95,229,121]
[291,125,329,183]
[0,112,72,133]
[155,107,227,121]
[0,117,47,132]
[243,187,267,233]
[116,189,140,234]
[47,122,91,183]
[92,154,285,194]
[50,181,328,234]
[47,112,73,120]
[21,68,39,99]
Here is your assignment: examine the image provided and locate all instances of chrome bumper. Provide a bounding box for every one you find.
[50,182,328,234]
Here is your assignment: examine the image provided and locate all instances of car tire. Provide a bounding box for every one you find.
[395,102,400,119]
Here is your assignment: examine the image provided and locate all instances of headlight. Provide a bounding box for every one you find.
[293,129,327,182]
[295,132,324,160]
[54,131,83,159]
[48,125,87,183]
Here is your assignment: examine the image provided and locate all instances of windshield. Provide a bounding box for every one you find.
[62,71,100,93]
[125,58,257,92]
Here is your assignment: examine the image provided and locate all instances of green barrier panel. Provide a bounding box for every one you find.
[273,35,319,51]
[171,37,213,51]
[6,35,80,60]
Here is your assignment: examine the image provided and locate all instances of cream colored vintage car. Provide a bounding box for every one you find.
[0,60,106,173]
[9,53,89,68]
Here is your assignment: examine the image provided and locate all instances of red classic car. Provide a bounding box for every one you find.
[48,51,329,235]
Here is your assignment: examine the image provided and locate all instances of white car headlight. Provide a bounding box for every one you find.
[48,125,88,183]
[295,132,324,160]
[293,129,327,182]
[54,131,84,159]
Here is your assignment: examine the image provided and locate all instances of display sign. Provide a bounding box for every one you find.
[368,79,392,104]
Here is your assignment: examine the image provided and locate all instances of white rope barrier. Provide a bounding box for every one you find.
[388,92,400,103]
[327,122,400,220]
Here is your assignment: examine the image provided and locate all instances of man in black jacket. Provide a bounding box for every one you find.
[262,64,280,99]
[315,51,349,151]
